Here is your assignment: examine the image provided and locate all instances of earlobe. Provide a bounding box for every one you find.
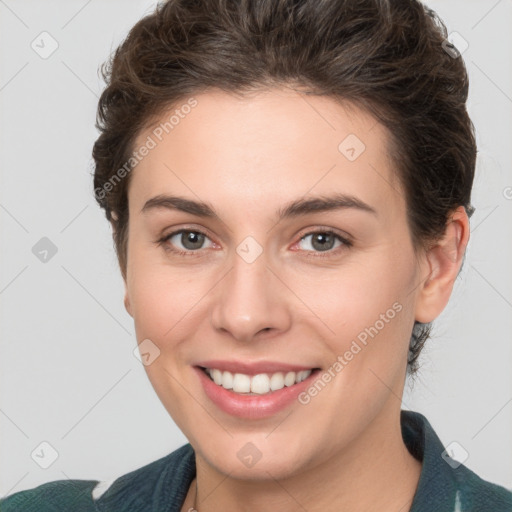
[110,212,132,316]
[124,291,133,317]
[414,206,470,324]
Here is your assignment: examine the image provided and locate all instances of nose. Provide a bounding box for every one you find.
[210,249,292,343]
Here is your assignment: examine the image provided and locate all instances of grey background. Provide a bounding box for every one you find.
[1,0,511,496]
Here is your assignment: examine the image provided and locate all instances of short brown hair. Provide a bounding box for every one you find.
[92,0,476,374]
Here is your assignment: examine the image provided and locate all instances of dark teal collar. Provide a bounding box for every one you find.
[401,409,459,511]
[402,410,512,511]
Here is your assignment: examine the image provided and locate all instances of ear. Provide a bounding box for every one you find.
[124,287,133,318]
[414,206,470,323]
[109,211,132,317]
[120,255,132,318]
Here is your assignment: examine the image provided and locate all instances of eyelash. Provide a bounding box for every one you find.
[156,227,353,259]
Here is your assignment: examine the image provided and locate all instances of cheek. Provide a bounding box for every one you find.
[128,252,212,346]
[296,253,408,326]
[298,250,416,364]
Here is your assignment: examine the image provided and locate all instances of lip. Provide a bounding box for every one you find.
[196,359,317,376]
[194,365,321,420]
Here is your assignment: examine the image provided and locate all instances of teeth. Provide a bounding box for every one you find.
[270,372,285,391]
[250,373,270,394]
[212,369,223,386]
[205,368,313,395]
[233,373,251,393]
[221,370,233,390]
[284,371,296,386]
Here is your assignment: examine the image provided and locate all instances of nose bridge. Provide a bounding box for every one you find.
[210,241,290,341]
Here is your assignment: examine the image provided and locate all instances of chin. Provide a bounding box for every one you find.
[193,431,317,481]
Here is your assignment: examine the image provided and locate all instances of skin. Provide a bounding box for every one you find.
[120,86,469,511]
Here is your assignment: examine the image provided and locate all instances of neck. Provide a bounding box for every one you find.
[182,406,422,512]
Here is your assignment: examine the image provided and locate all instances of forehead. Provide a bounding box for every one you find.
[129,87,403,220]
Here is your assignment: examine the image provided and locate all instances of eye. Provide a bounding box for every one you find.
[294,230,352,256]
[159,229,215,255]
[157,227,352,258]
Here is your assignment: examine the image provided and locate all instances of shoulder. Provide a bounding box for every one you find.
[452,461,512,511]
[401,410,512,512]
[0,444,196,512]
[0,478,99,511]
[92,443,195,511]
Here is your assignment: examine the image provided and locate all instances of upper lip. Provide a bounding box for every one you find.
[196,360,319,376]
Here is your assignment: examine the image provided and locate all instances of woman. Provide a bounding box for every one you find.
[2,0,511,510]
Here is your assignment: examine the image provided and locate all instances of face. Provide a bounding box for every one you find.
[123,87,429,480]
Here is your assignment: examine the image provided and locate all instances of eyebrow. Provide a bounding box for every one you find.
[141,193,378,220]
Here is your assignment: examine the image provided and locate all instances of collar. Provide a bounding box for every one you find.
[401,409,459,511]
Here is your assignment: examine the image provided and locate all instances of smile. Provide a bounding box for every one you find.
[203,367,313,395]
[194,362,321,419]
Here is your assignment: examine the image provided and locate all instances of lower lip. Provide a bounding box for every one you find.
[194,367,320,419]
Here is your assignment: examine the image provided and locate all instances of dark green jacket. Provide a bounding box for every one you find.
[2,411,511,511]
